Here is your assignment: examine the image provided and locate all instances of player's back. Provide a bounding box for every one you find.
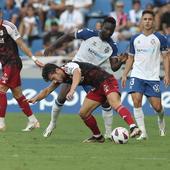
[74,61,113,87]
[0,20,22,68]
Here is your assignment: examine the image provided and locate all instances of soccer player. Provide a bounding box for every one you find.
[27,61,141,143]
[0,8,44,131]
[43,17,128,139]
[121,10,170,140]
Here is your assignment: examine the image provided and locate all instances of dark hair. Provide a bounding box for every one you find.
[42,63,59,82]
[142,10,155,17]
[103,17,116,26]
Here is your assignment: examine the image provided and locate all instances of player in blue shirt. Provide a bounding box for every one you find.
[121,10,170,140]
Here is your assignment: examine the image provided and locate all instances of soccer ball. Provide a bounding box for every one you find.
[111,127,129,144]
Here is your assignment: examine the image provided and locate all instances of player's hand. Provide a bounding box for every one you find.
[66,90,75,101]
[119,53,128,64]
[121,75,127,88]
[163,75,170,87]
[24,98,37,104]
[35,60,44,68]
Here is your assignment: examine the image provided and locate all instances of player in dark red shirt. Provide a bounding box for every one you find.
[0,8,43,131]
[27,61,141,143]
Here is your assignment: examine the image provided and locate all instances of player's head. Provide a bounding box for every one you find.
[100,17,116,40]
[141,10,155,30]
[42,63,61,82]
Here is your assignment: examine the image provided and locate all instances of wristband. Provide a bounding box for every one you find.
[31,56,37,62]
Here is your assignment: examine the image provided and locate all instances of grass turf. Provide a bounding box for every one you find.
[0,113,170,170]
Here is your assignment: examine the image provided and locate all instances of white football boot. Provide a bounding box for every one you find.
[43,122,56,138]
[22,121,40,132]
[136,133,148,140]
[0,122,6,131]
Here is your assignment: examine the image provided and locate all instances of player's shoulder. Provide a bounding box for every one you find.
[76,28,98,38]
[153,32,167,41]
[2,20,17,30]
[131,33,142,41]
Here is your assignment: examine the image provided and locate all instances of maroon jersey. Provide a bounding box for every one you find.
[0,20,22,69]
[64,61,113,88]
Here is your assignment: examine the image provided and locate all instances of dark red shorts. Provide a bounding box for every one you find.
[86,76,120,103]
[0,65,21,89]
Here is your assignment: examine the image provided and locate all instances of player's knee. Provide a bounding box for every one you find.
[79,109,90,119]
[133,100,142,108]
[57,94,66,104]
[153,104,162,113]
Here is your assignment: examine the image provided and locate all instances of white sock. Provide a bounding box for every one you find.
[155,108,165,130]
[50,99,63,125]
[28,114,37,122]
[0,117,5,124]
[133,107,147,135]
[102,107,113,135]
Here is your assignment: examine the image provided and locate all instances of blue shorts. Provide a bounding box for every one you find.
[128,77,161,98]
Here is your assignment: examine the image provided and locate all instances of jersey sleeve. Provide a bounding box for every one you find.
[75,28,97,40]
[64,62,80,75]
[155,33,168,53]
[129,35,136,56]
[110,42,118,57]
[4,21,21,41]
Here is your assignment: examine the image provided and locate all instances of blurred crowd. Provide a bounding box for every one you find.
[2,0,170,57]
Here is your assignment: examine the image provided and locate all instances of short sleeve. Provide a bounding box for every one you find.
[64,62,80,75]
[129,36,136,56]
[3,21,20,41]
[75,28,98,40]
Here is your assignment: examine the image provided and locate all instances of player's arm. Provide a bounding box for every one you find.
[109,53,128,72]
[44,32,75,56]
[66,68,81,101]
[121,55,134,88]
[27,81,59,103]
[15,37,44,67]
[162,52,170,86]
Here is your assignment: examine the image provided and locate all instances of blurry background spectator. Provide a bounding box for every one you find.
[59,0,84,33]
[73,0,93,18]
[19,4,40,47]
[127,0,143,36]
[44,9,60,32]
[3,0,20,26]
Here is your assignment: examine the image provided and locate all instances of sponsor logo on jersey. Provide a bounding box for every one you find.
[104,47,110,53]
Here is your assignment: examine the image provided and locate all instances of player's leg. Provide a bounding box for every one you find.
[106,92,141,138]
[131,92,147,140]
[128,77,147,140]
[79,97,104,143]
[43,83,71,137]
[101,102,113,139]
[83,85,113,139]
[148,97,165,136]
[146,80,165,136]
[0,84,9,131]
[11,86,40,131]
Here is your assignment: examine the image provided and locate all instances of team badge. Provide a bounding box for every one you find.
[151,39,156,45]
[153,84,160,93]
[104,47,109,53]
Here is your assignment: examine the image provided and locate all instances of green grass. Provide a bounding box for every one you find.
[0,113,170,170]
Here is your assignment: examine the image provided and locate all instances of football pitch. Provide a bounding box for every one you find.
[0,113,170,170]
